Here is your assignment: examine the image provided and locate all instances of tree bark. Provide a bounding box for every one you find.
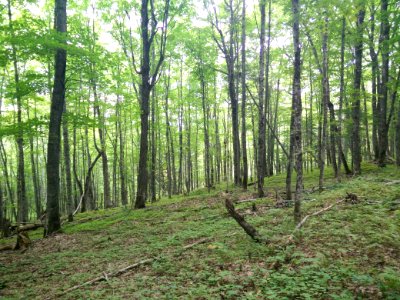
[240,0,248,190]
[62,102,73,222]
[351,7,365,175]
[135,0,169,209]
[200,70,211,191]
[377,0,389,167]
[396,100,400,166]
[46,0,67,235]
[257,0,266,198]
[8,0,28,223]
[368,4,379,160]
[291,0,302,224]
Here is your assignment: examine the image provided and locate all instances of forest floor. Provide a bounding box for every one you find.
[1,163,400,299]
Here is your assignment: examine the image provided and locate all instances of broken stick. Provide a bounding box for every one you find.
[53,237,211,298]
[295,198,345,231]
[225,199,266,243]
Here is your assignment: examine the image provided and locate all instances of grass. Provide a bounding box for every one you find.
[0,163,399,299]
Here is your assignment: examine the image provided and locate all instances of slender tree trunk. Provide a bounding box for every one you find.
[338,17,351,175]
[165,75,172,198]
[368,4,379,160]
[214,104,221,184]
[8,0,28,223]
[264,0,272,178]
[257,0,266,198]
[148,87,156,203]
[117,90,128,206]
[62,102,73,221]
[46,0,67,234]
[291,0,302,223]
[362,82,372,160]
[178,61,183,194]
[241,0,248,189]
[0,143,17,221]
[92,84,112,209]
[0,185,3,230]
[185,103,192,193]
[396,102,400,166]
[319,16,329,190]
[378,0,389,167]
[228,0,240,186]
[351,7,365,175]
[135,0,169,208]
[200,71,211,191]
[27,107,42,220]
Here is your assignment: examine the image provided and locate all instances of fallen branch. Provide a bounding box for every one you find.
[53,237,211,298]
[295,198,345,231]
[285,198,345,245]
[235,197,264,204]
[385,180,400,186]
[225,199,266,243]
[14,223,44,232]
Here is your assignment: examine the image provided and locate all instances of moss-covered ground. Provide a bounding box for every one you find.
[1,163,399,299]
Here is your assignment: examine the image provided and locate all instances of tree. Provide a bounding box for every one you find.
[46,0,67,234]
[208,0,241,186]
[351,5,365,175]
[377,0,389,167]
[7,0,27,223]
[257,0,267,198]
[135,0,170,209]
[240,0,248,190]
[291,0,302,223]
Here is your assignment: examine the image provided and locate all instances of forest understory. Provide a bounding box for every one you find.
[1,163,399,299]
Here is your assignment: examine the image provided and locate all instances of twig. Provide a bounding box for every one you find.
[295,198,345,231]
[53,237,211,298]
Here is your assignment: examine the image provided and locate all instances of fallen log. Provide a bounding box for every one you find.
[0,231,32,252]
[53,237,211,298]
[225,199,266,243]
[13,223,44,232]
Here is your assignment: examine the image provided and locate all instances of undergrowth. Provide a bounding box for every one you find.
[0,163,399,299]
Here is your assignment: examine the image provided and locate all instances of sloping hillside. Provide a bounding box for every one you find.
[1,164,400,299]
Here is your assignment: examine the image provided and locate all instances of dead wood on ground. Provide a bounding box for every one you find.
[225,199,266,243]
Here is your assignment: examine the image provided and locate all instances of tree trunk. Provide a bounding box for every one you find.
[0,142,17,221]
[368,4,379,160]
[257,0,266,198]
[351,8,365,175]
[178,61,184,194]
[338,17,352,176]
[185,103,192,193]
[135,0,169,208]
[240,0,248,190]
[147,90,155,203]
[396,102,400,166]
[165,74,172,198]
[362,82,372,160]
[46,0,67,235]
[377,0,389,167]
[27,107,42,220]
[319,16,329,190]
[62,103,73,222]
[291,0,302,224]
[8,0,28,223]
[200,71,211,191]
